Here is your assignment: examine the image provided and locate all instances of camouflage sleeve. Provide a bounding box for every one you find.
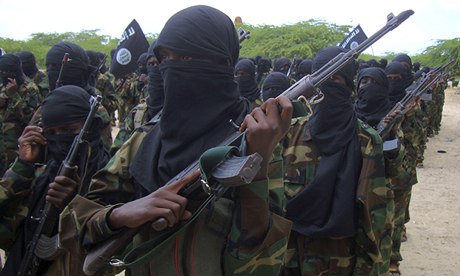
[60,130,147,247]
[0,158,35,250]
[384,128,406,180]
[223,143,292,275]
[354,124,394,275]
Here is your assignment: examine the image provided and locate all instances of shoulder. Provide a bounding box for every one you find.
[356,119,383,156]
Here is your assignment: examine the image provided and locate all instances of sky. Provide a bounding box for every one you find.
[1,0,459,56]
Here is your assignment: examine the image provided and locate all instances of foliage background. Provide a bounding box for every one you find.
[1,22,458,77]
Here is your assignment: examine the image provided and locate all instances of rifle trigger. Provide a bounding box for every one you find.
[109,258,126,267]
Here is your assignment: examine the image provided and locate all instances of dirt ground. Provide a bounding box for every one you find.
[397,86,460,275]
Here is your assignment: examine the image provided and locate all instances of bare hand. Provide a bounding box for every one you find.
[6,78,17,95]
[109,180,193,230]
[46,171,80,210]
[18,126,47,164]
[240,96,293,180]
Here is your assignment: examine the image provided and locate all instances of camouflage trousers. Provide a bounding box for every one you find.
[391,188,412,262]
[283,233,356,276]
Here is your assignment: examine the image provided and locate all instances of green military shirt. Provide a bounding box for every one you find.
[61,123,292,275]
[282,116,394,275]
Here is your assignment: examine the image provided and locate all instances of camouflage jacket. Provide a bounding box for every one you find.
[32,69,49,100]
[0,79,41,174]
[60,122,292,275]
[282,116,394,276]
[111,100,150,155]
[97,72,118,115]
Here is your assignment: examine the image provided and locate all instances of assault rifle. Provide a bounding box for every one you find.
[83,10,413,275]
[376,59,454,140]
[55,53,70,88]
[238,27,251,44]
[19,95,103,276]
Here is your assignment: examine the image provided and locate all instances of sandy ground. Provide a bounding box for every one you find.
[2,89,459,275]
[398,87,460,275]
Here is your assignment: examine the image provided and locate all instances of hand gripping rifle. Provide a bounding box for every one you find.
[83,10,413,275]
[376,59,454,140]
[18,95,103,276]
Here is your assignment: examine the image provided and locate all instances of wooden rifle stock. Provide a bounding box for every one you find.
[18,95,102,276]
[377,59,455,140]
[83,9,414,275]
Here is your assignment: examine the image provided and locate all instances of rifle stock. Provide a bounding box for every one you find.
[377,59,454,140]
[83,10,413,275]
[18,95,102,276]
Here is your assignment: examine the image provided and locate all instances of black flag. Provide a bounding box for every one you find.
[110,19,149,79]
[339,25,368,50]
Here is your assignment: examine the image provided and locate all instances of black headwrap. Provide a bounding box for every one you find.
[261,72,290,101]
[85,50,101,88]
[273,57,291,75]
[130,5,251,194]
[286,45,362,238]
[146,41,164,119]
[312,46,357,90]
[137,52,149,75]
[46,42,91,91]
[385,61,407,106]
[15,51,38,78]
[354,67,390,128]
[0,54,25,87]
[294,59,313,81]
[1,85,109,276]
[235,58,260,102]
[392,54,413,88]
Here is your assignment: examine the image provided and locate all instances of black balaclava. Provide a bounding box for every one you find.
[393,53,413,88]
[46,42,91,92]
[1,85,108,276]
[15,51,38,78]
[354,67,390,128]
[235,58,260,102]
[146,41,164,119]
[0,54,25,87]
[273,57,291,75]
[287,46,362,238]
[385,61,407,106]
[379,58,388,69]
[137,52,149,75]
[129,5,251,194]
[294,58,313,81]
[256,58,272,83]
[261,72,290,101]
[413,62,420,73]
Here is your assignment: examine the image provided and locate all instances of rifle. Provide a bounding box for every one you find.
[18,95,103,276]
[55,53,70,88]
[376,59,454,140]
[83,10,413,275]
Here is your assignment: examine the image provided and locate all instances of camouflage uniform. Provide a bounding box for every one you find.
[116,73,147,127]
[282,116,394,275]
[0,79,40,175]
[31,69,49,100]
[96,72,118,121]
[111,99,150,155]
[60,122,292,275]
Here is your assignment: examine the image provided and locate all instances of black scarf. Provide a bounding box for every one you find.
[274,57,291,75]
[146,63,164,119]
[0,54,25,87]
[46,42,91,91]
[130,5,251,194]
[354,67,390,128]
[295,59,313,81]
[15,51,39,78]
[235,59,260,102]
[385,61,407,106]
[286,80,362,238]
[261,72,290,101]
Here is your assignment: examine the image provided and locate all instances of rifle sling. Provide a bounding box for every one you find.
[111,144,242,270]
